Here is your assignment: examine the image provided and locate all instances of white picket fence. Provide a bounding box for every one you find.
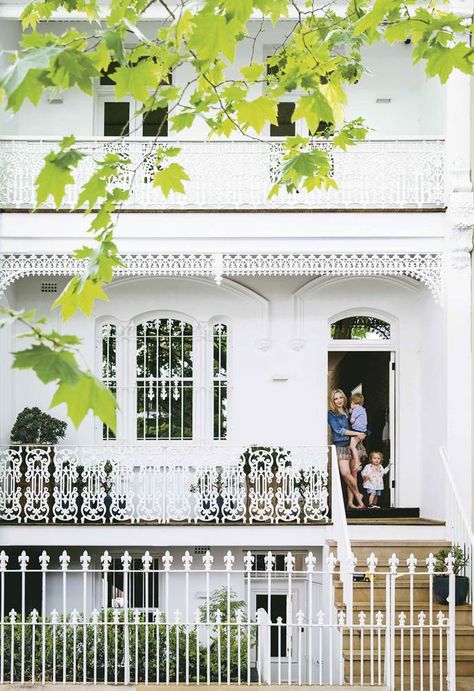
[0,548,456,688]
[0,445,329,524]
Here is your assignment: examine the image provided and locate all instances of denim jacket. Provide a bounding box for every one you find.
[327,410,350,446]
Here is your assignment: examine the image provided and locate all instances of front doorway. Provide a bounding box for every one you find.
[328,350,395,507]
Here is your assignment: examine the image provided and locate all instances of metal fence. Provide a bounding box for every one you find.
[0,548,456,688]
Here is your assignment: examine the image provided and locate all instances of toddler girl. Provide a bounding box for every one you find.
[361,451,392,508]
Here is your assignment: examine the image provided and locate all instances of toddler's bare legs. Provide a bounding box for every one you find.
[349,436,361,468]
[368,491,378,506]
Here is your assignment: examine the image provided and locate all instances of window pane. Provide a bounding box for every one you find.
[270,102,295,137]
[136,318,193,440]
[213,323,227,440]
[104,101,130,137]
[101,324,117,440]
[331,316,391,340]
[142,107,168,137]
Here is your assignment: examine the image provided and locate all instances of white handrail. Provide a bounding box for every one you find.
[440,446,474,626]
[330,445,354,622]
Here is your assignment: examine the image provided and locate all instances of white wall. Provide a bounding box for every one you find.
[0,20,445,139]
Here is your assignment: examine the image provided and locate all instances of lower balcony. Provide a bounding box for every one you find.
[0,445,329,525]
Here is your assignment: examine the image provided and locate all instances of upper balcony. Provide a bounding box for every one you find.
[0,137,446,211]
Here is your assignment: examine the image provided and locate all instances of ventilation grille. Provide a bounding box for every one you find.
[194,546,211,555]
[41,282,58,293]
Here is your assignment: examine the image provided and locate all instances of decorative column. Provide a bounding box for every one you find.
[445,69,474,513]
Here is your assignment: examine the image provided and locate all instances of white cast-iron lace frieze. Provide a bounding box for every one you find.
[0,252,443,301]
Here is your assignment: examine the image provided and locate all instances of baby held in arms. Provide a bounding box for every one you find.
[349,392,367,469]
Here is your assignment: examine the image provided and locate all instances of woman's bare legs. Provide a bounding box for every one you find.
[338,458,365,508]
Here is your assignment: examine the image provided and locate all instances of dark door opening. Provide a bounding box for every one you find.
[328,350,394,508]
[256,594,287,657]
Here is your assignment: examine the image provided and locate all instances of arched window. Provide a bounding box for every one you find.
[330,316,391,341]
[101,323,117,440]
[213,323,228,440]
[136,318,193,440]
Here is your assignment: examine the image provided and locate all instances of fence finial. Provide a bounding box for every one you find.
[406,553,418,574]
[0,551,9,572]
[18,550,29,571]
[80,550,91,571]
[142,550,153,572]
[305,551,316,572]
[426,553,436,574]
[162,551,173,571]
[388,553,399,574]
[202,550,213,571]
[59,550,70,571]
[39,550,50,571]
[243,551,254,572]
[101,550,112,572]
[182,550,193,571]
[224,550,235,571]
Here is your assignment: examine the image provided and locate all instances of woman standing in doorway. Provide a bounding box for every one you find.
[328,389,366,509]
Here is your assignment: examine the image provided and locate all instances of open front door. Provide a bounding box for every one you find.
[328,350,395,508]
[389,352,396,506]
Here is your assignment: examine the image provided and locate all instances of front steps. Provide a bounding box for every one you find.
[331,540,474,687]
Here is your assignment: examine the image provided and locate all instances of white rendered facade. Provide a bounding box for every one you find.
[0,6,473,680]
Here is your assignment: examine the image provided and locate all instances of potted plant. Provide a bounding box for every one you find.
[433,545,470,605]
[10,406,67,446]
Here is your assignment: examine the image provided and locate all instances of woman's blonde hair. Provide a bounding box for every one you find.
[329,388,347,413]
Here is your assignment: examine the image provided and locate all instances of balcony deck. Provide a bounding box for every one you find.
[0,445,329,525]
[0,137,445,211]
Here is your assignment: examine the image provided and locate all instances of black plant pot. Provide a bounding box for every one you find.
[433,575,469,605]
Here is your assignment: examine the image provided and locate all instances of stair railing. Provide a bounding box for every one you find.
[440,446,474,626]
[330,445,355,623]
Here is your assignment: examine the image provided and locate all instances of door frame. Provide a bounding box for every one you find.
[328,323,398,506]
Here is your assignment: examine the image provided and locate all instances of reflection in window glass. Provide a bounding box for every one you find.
[330,316,391,340]
[102,324,117,439]
[213,323,227,440]
[104,102,130,136]
[136,319,193,440]
[270,102,295,137]
[107,556,160,611]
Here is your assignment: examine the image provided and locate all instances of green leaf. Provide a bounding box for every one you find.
[51,373,117,431]
[189,12,239,63]
[12,344,80,385]
[53,277,109,320]
[153,162,190,196]
[170,111,196,132]
[35,137,84,208]
[292,91,334,133]
[236,96,278,133]
[0,45,61,111]
[103,29,125,64]
[240,63,265,81]
[112,59,162,101]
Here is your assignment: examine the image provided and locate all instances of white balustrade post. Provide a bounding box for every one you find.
[446,554,457,691]
[445,67,473,518]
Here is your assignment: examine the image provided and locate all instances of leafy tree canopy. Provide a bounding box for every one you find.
[0,0,472,431]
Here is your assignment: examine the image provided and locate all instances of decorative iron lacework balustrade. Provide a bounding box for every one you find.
[0,445,329,524]
[0,137,445,209]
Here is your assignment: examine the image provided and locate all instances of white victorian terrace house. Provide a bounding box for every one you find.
[0,3,474,690]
